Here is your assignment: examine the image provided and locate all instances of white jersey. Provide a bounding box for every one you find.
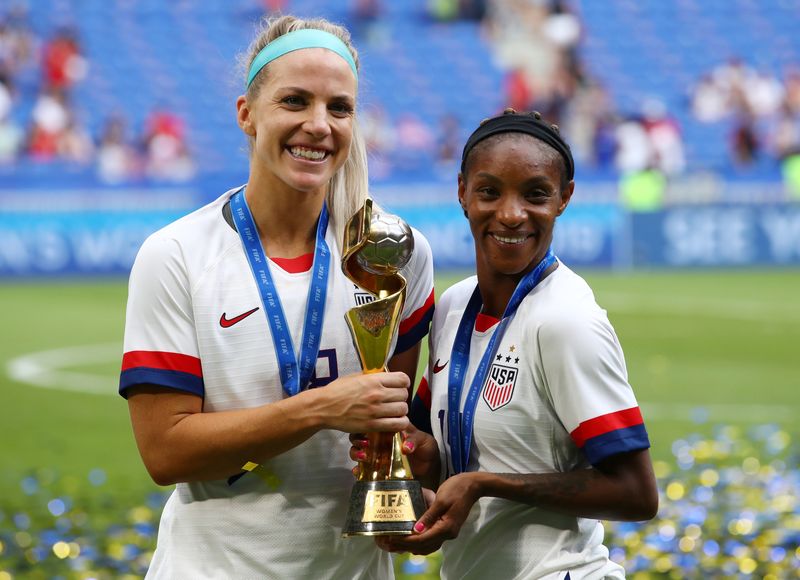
[414,263,649,580]
[120,188,435,580]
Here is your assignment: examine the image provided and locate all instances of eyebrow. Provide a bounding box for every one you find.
[472,171,553,189]
[278,86,355,103]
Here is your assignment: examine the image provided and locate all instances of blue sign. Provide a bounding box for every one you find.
[3,191,798,277]
[631,205,800,267]
[552,204,620,268]
[0,211,185,276]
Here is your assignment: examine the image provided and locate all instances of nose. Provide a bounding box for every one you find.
[496,193,526,227]
[303,104,332,139]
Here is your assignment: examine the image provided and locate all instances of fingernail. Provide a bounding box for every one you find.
[413,521,425,533]
[403,441,415,452]
[361,439,369,448]
[356,451,367,461]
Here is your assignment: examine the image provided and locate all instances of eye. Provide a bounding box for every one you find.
[280,95,306,107]
[524,188,550,202]
[329,101,354,117]
[476,186,499,198]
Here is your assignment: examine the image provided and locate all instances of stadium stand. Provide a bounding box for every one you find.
[1,0,799,194]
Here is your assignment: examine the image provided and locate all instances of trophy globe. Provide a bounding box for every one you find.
[354,212,414,276]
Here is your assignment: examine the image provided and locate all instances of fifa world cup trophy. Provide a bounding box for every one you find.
[341,199,426,536]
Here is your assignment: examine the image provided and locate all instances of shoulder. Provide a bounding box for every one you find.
[134,189,240,272]
[438,276,477,315]
[146,189,235,246]
[410,226,432,257]
[401,226,433,273]
[545,262,597,302]
[427,276,475,347]
[397,226,435,298]
[528,264,613,345]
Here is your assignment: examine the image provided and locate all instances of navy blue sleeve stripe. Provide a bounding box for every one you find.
[119,368,205,399]
[395,308,434,354]
[409,395,433,435]
[582,424,650,466]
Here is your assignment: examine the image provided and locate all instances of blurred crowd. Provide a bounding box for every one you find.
[3,0,800,190]
[483,0,687,178]
[0,5,194,183]
[355,0,798,190]
[690,57,800,167]
[354,0,689,181]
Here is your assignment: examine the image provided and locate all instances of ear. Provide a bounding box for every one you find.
[557,180,575,216]
[457,173,468,217]
[236,95,256,137]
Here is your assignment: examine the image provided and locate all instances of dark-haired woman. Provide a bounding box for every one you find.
[361,110,657,579]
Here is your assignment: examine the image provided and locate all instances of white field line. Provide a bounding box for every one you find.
[6,343,121,396]
[4,343,797,423]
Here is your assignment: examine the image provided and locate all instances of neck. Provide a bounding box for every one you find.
[476,274,516,319]
[476,260,559,319]
[244,182,326,258]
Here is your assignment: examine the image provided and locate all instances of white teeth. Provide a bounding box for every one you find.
[493,234,527,244]
[290,146,326,161]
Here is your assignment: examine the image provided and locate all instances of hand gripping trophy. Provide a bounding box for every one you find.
[341,199,426,536]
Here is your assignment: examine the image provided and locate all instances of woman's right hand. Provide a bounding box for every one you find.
[316,371,410,433]
[349,424,440,486]
[398,425,440,486]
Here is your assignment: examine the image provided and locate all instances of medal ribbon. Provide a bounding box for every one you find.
[447,249,556,474]
[230,188,330,397]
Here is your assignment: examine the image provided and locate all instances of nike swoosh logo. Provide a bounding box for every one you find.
[433,359,448,374]
[220,307,260,328]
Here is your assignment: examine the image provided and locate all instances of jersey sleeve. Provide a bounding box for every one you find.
[119,233,204,399]
[409,281,461,434]
[395,227,435,354]
[537,307,650,466]
[409,320,436,435]
[410,375,433,434]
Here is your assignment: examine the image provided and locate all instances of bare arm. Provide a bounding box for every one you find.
[378,449,658,555]
[127,370,410,486]
[468,449,658,521]
[387,341,421,393]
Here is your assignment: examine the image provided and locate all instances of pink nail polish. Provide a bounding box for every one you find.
[413,522,425,533]
[356,451,367,461]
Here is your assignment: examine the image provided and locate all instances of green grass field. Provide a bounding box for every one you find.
[1,270,797,502]
[0,270,798,577]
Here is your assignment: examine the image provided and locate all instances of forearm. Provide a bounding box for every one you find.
[131,390,324,485]
[466,451,657,522]
[130,371,411,486]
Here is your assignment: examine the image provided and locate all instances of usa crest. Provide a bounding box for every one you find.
[482,364,518,411]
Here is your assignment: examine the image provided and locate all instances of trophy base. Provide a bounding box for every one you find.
[342,479,427,537]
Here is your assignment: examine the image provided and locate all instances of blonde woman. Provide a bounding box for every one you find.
[120,15,434,579]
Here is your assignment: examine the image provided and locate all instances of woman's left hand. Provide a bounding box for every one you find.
[349,425,440,487]
[399,425,440,486]
[375,472,483,555]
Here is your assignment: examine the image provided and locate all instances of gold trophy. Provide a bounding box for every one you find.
[341,199,426,536]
